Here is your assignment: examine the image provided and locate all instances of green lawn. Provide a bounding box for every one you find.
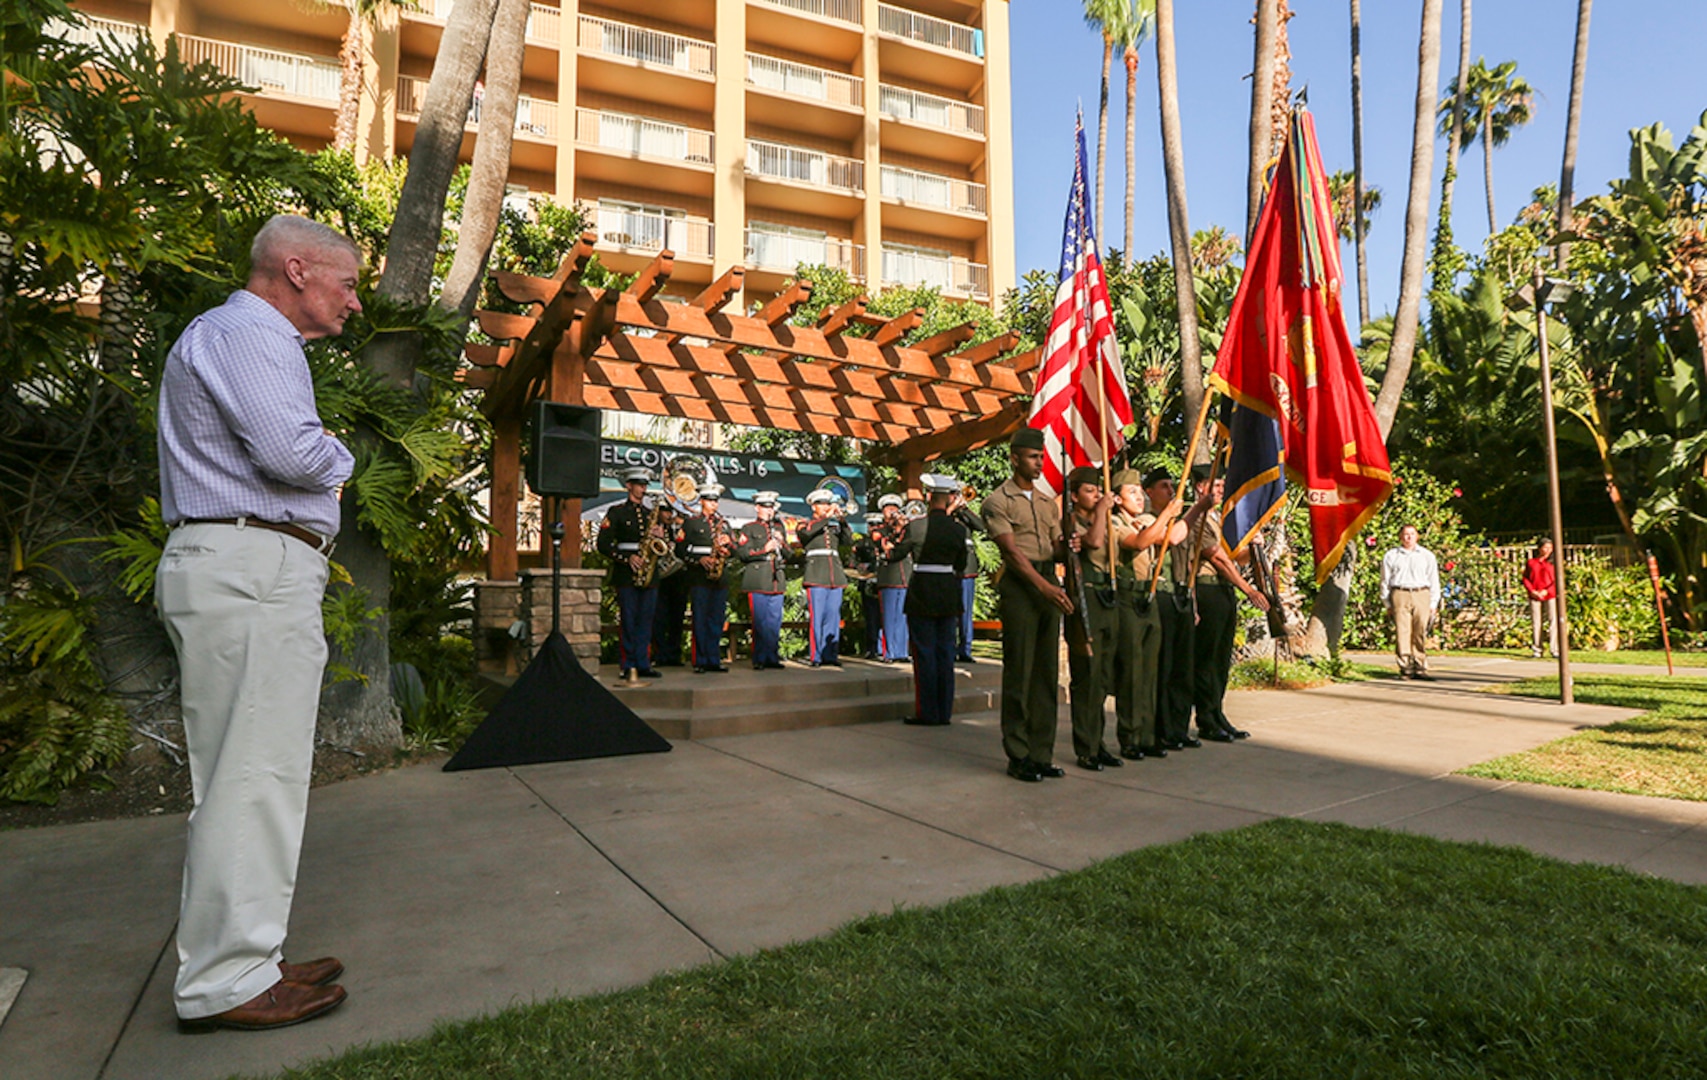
[1463,674,1707,801]
[1440,646,1707,668]
[270,821,1707,1080]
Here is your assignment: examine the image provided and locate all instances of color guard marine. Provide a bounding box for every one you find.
[894,474,969,726]
[796,488,849,666]
[1063,465,1124,772]
[733,490,790,670]
[595,466,662,681]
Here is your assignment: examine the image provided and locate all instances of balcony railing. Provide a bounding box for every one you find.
[576,109,715,166]
[415,0,562,46]
[749,0,862,27]
[397,76,559,140]
[179,34,340,104]
[578,15,713,76]
[745,139,864,194]
[877,84,984,137]
[596,207,714,260]
[879,164,986,215]
[745,53,862,108]
[881,250,989,300]
[877,3,982,58]
[745,229,864,278]
[44,14,148,50]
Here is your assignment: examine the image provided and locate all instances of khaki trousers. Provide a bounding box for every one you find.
[1529,597,1557,655]
[1391,588,1432,675]
[155,522,330,1019]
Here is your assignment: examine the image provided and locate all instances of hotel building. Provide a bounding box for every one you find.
[62,0,1015,312]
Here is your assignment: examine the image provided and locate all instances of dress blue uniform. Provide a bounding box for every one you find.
[875,498,912,660]
[595,474,659,678]
[897,480,969,725]
[678,488,733,672]
[952,504,985,661]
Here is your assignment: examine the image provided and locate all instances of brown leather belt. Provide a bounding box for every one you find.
[179,517,335,555]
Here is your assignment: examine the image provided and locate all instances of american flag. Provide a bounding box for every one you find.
[1027,113,1134,498]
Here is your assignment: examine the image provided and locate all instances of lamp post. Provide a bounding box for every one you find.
[1510,264,1576,705]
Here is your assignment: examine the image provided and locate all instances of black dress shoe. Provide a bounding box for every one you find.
[765,661,787,669]
[1201,729,1235,743]
[1095,749,1124,768]
[708,666,729,673]
[1229,727,1251,739]
[1141,744,1167,758]
[1171,736,1202,749]
[1413,672,1434,681]
[1120,745,1145,761]
[1035,763,1066,779]
[1076,755,1105,772]
[1007,759,1042,782]
[639,669,662,679]
[827,659,843,667]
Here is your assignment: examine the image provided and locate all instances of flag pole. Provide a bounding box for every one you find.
[1147,387,1215,597]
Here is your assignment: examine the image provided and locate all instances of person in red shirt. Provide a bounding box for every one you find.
[1522,539,1558,658]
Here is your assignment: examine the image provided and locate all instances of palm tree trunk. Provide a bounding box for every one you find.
[1154,0,1204,434]
[1371,0,1444,438]
[1246,0,1278,247]
[1123,44,1138,261]
[333,4,363,153]
[1556,0,1592,269]
[1482,110,1498,235]
[323,0,501,751]
[1350,0,1370,329]
[1432,0,1471,293]
[1097,38,1113,245]
[440,0,530,324]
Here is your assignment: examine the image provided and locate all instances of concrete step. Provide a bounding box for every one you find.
[636,682,1002,740]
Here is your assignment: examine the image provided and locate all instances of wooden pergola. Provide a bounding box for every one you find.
[461,230,1039,579]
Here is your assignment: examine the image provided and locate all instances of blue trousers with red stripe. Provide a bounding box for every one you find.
[748,591,783,666]
[690,585,727,669]
[615,584,657,674]
[806,586,843,664]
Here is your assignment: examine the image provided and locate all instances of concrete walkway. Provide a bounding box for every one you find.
[3,657,1704,1080]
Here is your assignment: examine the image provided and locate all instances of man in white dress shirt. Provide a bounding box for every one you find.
[1380,524,1442,679]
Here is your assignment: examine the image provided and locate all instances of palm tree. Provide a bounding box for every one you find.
[1152,0,1204,431]
[1247,0,1279,246]
[1556,0,1593,269]
[1084,0,1129,245]
[1450,58,1535,235]
[329,0,414,153]
[1371,0,1444,438]
[1327,169,1382,245]
[1349,0,1369,328]
[1120,1,1157,261]
[1431,0,1472,294]
[328,0,502,747]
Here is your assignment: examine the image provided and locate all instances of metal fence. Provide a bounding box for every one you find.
[44,14,147,50]
[419,0,562,45]
[576,109,714,164]
[751,0,863,27]
[881,250,989,300]
[879,164,986,215]
[745,228,864,277]
[578,15,714,76]
[745,139,864,193]
[877,83,984,136]
[745,53,862,108]
[877,3,981,57]
[178,34,340,104]
[397,76,559,140]
[1457,544,1640,608]
[595,207,714,260]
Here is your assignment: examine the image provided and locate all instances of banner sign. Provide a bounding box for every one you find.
[597,440,868,523]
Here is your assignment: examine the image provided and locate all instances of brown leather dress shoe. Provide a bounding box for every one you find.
[280,956,344,987]
[178,980,347,1033]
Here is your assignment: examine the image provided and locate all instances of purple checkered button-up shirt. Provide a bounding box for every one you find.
[158,290,354,537]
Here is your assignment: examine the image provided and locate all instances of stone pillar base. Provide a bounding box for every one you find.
[472,570,605,676]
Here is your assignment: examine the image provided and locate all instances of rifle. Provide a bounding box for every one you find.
[1061,448,1094,658]
[1247,537,1289,640]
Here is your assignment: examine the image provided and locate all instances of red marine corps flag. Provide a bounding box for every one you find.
[1211,107,1392,582]
[1027,112,1134,498]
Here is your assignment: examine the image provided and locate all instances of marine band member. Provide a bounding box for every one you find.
[875,493,912,661]
[678,482,735,673]
[896,474,970,725]
[797,489,849,666]
[734,490,789,670]
[595,466,662,681]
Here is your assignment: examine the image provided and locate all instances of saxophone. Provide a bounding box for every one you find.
[634,499,673,587]
[707,510,733,578]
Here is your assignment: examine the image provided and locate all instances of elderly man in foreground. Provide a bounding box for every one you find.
[155,215,358,1032]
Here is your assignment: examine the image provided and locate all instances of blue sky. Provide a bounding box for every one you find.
[1009,1,1707,318]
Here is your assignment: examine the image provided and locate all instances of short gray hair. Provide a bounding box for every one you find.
[249,215,360,278]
